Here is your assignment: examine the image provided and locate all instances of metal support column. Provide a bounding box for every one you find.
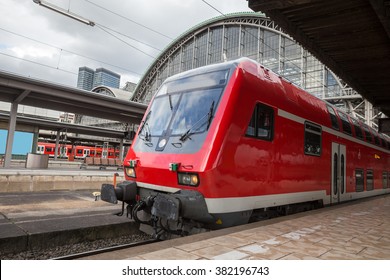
[3,90,31,168]
[3,103,18,168]
[119,138,124,161]
[54,130,60,161]
[31,126,39,154]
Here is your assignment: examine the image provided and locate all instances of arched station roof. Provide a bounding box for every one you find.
[92,86,134,101]
[132,12,360,114]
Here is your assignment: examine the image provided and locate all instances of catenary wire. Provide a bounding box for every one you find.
[0,27,143,76]
[0,51,78,76]
[84,0,174,40]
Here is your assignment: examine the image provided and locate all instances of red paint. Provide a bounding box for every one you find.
[124,59,389,204]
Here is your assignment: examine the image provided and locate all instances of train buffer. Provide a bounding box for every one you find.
[80,157,123,170]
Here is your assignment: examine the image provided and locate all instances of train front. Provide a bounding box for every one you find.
[101,63,236,239]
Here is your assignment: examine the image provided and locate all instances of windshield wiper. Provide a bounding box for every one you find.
[206,100,215,130]
[139,111,152,142]
[179,101,215,142]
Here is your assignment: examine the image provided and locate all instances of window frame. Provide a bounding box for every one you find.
[245,103,274,141]
[337,111,352,136]
[326,105,340,131]
[350,118,364,141]
[366,169,374,191]
[355,169,364,192]
[304,121,322,157]
[383,171,388,189]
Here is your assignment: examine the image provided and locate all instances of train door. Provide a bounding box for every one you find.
[83,149,90,158]
[37,145,44,154]
[102,142,109,159]
[331,143,346,204]
[60,146,68,158]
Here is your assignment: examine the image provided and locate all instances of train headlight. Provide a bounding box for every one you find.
[125,167,136,178]
[178,173,199,186]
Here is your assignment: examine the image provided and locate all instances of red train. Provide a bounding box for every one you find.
[101,58,390,238]
[37,142,119,159]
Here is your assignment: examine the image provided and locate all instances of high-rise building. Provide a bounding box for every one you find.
[77,67,121,90]
[93,68,120,89]
[77,67,95,91]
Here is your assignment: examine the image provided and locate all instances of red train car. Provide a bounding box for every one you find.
[37,142,119,159]
[101,58,390,238]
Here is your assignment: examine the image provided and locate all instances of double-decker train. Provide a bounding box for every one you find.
[37,142,119,159]
[101,58,390,239]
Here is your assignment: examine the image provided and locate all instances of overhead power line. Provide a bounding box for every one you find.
[0,27,143,76]
[84,0,174,40]
[0,51,78,76]
[95,25,156,59]
[201,0,225,16]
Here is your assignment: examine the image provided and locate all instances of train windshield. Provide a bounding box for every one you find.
[135,69,230,153]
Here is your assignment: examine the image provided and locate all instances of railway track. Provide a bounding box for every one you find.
[53,239,159,260]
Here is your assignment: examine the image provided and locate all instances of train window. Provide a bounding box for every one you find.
[245,103,274,141]
[355,169,364,192]
[350,118,364,141]
[366,170,374,191]
[362,125,373,143]
[371,130,381,146]
[383,172,388,189]
[304,122,322,156]
[45,147,52,152]
[327,105,340,131]
[77,149,83,154]
[338,111,352,135]
[380,137,387,149]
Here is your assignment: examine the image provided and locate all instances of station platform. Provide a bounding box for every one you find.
[83,194,390,260]
[1,170,389,259]
[0,190,137,255]
[0,162,124,192]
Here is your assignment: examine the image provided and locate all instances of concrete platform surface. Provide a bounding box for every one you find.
[0,167,124,192]
[83,194,390,260]
[0,190,135,254]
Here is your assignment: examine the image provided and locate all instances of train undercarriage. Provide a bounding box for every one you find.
[101,181,324,240]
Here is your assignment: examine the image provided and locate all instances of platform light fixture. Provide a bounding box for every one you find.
[33,0,95,26]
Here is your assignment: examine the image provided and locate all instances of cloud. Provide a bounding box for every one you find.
[0,0,251,87]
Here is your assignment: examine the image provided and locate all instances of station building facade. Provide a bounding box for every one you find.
[133,12,376,126]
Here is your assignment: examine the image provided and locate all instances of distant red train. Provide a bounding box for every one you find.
[101,58,390,239]
[37,142,119,159]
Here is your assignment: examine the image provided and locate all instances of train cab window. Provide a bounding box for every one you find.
[350,118,364,141]
[366,170,374,191]
[338,111,352,135]
[355,169,364,192]
[245,103,274,141]
[327,105,340,130]
[304,121,322,156]
[383,172,388,189]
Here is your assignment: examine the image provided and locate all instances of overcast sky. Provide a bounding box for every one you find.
[0,0,252,88]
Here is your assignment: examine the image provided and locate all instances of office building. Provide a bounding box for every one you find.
[93,68,120,89]
[76,67,95,91]
[77,67,121,91]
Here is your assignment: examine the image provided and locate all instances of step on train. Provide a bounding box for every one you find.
[101,58,390,239]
